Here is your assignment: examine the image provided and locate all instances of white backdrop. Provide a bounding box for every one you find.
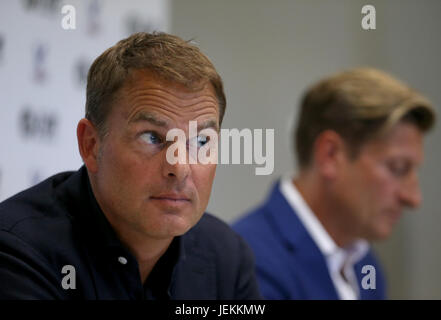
[0,0,169,201]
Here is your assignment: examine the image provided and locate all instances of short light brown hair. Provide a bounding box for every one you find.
[85,32,226,137]
[295,67,436,169]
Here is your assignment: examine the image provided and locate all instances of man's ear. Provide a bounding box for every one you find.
[313,130,347,180]
[77,118,100,173]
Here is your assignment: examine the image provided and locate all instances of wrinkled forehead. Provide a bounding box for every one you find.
[123,68,211,97]
[108,71,219,126]
[112,68,215,103]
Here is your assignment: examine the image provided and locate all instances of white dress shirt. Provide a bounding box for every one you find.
[279,175,369,300]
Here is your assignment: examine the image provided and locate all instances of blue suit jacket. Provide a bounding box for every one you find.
[233,181,387,300]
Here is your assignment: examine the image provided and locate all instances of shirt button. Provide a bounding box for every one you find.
[118,256,128,265]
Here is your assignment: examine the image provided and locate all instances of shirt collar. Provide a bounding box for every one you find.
[84,173,125,253]
[279,174,369,266]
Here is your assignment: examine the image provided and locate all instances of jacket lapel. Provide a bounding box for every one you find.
[263,181,339,299]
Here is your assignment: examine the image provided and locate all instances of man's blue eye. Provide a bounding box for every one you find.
[188,135,209,149]
[197,135,208,147]
[141,132,162,145]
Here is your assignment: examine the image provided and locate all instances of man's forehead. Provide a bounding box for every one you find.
[124,69,215,100]
[110,73,219,122]
[119,77,218,112]
[128,110,219,131]
[361,122,424,160]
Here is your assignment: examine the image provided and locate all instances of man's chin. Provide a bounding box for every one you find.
[370,226,394,241]
[154,215,197,238]
[141,204,202,238]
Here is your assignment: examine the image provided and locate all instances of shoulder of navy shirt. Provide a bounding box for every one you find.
[0,166,261,300]
[232,180,387,300]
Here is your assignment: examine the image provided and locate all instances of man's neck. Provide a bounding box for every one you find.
[118,226,173,283]
[102,211,173,283]
[293,173,355,248]
[135,238,173,283]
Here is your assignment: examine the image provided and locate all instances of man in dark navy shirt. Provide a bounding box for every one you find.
[0,32,261,300]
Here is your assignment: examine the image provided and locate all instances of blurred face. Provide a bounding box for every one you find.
[92,71,219,240]
[334,122,424,241]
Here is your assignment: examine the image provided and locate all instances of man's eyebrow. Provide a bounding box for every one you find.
[129,112,219,131]
[198,119,219,132]
[128,112,168,127]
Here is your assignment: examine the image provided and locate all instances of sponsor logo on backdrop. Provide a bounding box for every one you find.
[87,0,102,35]
[29,168,50,187]
[0,35,4,64]
[23,0,61,14]
[19,107,58,141]
[33,43,49,84]
[29,169,45,186]
[74,57,90,87]
[125,14,158,35]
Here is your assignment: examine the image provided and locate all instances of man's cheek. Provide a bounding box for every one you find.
[206,165,217,184]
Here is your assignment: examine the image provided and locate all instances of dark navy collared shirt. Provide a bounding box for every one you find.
[0,166,261,300]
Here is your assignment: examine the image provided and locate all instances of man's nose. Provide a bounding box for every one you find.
[399,174,422,209]
[161,143,191,182]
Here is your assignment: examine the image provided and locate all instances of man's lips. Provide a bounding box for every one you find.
[149,194,192,210]
[150,194,191,202]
